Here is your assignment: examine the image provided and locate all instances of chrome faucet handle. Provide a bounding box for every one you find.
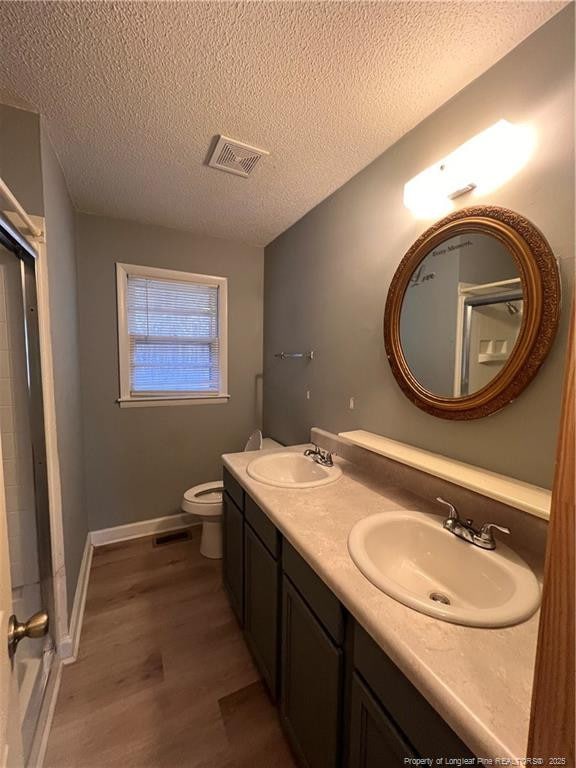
[474,522,511,550]
[305,445,333,467]
[479,522,511,539]
[480,522,510,536]
[436,497,459,521]
[437,498,512,551]
[318,448,334,467]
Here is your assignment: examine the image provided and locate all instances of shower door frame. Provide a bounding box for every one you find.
[0,217,55,610]
[29,230,70,657]
[0,210,70,761]
[0,214,69,649]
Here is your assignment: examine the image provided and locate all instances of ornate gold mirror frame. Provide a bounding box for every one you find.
[384,206,561,419]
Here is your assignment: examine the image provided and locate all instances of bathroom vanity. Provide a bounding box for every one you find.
[223,466,474,767]
[221,438,546,766]
[219,438,537,768]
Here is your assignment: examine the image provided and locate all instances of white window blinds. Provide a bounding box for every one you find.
[126,274,221,396]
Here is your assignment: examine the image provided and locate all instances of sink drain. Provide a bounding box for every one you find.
[429,591,451,605]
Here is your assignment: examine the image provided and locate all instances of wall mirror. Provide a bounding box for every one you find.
[384,206,561,419]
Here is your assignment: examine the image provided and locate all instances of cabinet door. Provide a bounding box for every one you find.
[244,523,280,699]
[348,673,416,768]
[223,492,244,625]
[281,577,342,768]
[353,624,474,760]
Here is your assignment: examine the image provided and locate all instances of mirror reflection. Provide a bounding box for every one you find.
[399,232,523,397]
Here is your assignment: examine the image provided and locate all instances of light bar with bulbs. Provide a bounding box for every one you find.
[403,120,536,219]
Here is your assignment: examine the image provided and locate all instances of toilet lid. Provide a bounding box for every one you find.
[244,429,263,451]
[183,481,224,505]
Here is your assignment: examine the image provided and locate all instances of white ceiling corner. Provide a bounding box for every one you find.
[0,1,566,246]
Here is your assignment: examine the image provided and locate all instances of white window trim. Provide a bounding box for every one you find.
[116,262,229,407]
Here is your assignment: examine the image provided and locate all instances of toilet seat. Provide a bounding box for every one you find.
[180,433,282,560]
[182,481,223,516]
[181,480,224,559]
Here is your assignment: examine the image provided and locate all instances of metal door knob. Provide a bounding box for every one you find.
[8,611,49,657]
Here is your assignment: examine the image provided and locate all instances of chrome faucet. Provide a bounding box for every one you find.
[436,497,510,550]
[304,445,334,467]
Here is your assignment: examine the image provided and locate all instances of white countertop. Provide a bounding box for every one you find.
[222,444,541,761]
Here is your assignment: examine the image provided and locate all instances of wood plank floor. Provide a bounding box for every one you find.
[45,529,297,768]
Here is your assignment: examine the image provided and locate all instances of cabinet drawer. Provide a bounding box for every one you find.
[348,672,416,767]
[283,541,344,646]
[223,466,244,512]
[353,624,474,760]
[245,495,280,558]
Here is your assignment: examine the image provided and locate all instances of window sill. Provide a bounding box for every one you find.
[117,395,230,408]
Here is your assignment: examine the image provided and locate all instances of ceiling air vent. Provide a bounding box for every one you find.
[208,135,269,178]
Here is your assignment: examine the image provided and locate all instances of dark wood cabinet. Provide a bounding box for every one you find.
[244,522,280,699]
[352,625,474,761]
[348,673,415,768]
[283,542,345,646]
[222,492,244,625]
[245,495,280,557]
[223,466,244,511]
[281,577,343,768]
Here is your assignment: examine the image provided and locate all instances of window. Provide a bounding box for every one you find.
[116,263,228,407]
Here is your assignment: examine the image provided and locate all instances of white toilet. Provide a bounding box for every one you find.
[181,430,281,559]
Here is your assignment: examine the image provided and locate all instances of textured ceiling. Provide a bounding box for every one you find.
[0,1,566,245]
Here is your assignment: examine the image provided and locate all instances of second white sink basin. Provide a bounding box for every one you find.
[247,451,342,489]
[348,511,540,627]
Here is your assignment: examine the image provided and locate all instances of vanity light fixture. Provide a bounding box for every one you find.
[403,120,536,218]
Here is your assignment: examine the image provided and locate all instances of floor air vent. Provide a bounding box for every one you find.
[153,529,191,547]
[208,135,269,177]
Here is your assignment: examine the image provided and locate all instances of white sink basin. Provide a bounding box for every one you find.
[247,451,342,489]
[348,511,540,627]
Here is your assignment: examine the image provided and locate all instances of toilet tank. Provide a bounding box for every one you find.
[261,437,282,450]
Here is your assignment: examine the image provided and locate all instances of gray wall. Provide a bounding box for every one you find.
[264,6,575,489]
[0,104,44,216]
[458,235,518,285]
[75,213,264,530]
[40,124,88,615]
[400,246,460,396]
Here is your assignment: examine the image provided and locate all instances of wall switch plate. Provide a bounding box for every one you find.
[349,397,355,410]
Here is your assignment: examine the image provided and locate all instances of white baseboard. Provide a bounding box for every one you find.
[57,533,93,664]
[67,535,93,661]
[27,657,62,768]
[90,513,195,548]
